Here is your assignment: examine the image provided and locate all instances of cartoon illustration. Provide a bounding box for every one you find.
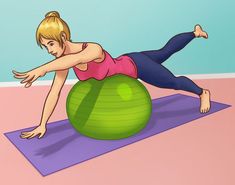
[13,11,211,140]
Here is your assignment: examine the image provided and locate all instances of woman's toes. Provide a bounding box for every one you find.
[194,24,208,39]
[200,108,204,113]
[202,31,208,39]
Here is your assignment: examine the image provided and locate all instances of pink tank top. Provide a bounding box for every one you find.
[73,43,138,81]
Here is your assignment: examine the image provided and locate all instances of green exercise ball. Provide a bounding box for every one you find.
[66,74,152,140]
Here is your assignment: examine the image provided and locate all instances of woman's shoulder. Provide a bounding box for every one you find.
[83,42,104,49]
[79,42,106,63]
[72,41,103,49]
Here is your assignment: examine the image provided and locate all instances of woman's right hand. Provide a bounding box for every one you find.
[12,67,47,88]
[20,125,47,139]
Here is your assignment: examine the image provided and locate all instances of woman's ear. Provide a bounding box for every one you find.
[61,32,67,42]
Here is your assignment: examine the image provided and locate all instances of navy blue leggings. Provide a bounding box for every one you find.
[123,32,203,95]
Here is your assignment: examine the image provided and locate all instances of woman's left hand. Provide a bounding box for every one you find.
[12,67,47,88]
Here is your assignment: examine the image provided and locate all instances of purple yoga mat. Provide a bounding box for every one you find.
[4,94,231,176]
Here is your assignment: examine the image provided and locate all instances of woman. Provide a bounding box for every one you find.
[13,11,211,139]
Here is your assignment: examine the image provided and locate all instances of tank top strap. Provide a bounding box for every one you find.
[82,42,87,50]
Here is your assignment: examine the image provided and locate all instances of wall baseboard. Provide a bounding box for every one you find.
[1,73,235,87]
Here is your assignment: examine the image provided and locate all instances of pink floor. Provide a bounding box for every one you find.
[1,78,235,185]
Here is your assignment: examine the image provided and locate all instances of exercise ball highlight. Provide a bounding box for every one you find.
[66,74,152,140]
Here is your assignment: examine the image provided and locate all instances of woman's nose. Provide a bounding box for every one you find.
[48,49,53,54]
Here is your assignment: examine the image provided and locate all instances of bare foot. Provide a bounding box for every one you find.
[194,24,208,39]
[199,89,211,113]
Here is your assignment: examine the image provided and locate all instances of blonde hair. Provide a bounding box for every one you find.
[36,11,71,49]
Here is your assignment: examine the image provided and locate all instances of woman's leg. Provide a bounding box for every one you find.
[124,52,211,113]
[134,25,208,64]
[140,32,195,64]
[125,52,203,95]
[122,25,210,113]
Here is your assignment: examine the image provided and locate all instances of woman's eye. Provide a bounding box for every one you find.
[50,43,54,46]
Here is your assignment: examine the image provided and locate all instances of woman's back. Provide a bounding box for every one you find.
[73,43,138,81]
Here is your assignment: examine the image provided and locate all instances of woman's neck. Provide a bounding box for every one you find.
[63,41,83,55]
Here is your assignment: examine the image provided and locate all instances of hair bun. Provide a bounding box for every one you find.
[45,11,60,18]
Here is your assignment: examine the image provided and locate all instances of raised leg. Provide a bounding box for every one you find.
[140,32,195,64]
[139,24,208,64]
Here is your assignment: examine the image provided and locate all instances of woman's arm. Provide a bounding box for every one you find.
[13,43,104,87]
[20,69,69,139]
[39,69,69,127]
[42,43,103,73]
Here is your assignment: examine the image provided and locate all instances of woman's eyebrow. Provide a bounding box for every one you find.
[47,41,53,45]
[42,41,53,47]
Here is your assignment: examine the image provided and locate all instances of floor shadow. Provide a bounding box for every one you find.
[154,107,199,119]
[35,133,80,158]
[139,106,199,135]
[45,121,72,135]
[152,94,189,110]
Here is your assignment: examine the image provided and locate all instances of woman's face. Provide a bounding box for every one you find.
[40,37,65,58]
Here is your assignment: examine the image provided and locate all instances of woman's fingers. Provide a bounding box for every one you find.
[38,132,45,139]
[21,132,36,139]
[16,73,36,88]
[21,131,33,135]
[21,127,46,139]
[25,82,32,88]
[29,75,39,84]
[13,70,30,81]
[20,75,35,84]
[21,132,41,139]
[20,135,27,139]
[21,131,33,136]
[24,133,34,139]
[13,70,28,79]
[12,70,27,76]
[21,132,30,135]
[14,73,29,79]
[28,133,37,139]
[13,69,41,87]
[24,76,39,88]
[21,132,32,138]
